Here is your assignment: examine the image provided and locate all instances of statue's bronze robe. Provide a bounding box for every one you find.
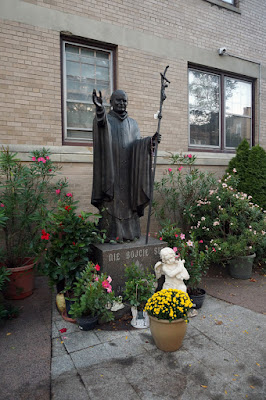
[92,109,152,241]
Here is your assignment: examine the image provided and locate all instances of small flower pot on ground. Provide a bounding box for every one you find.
[76,315,98,331]
[188,288,206,309]
[145,289,193,352]
[228,253,256,280]
[149,315,187,352]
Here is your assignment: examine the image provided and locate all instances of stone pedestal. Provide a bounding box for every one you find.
[91,236,167,294]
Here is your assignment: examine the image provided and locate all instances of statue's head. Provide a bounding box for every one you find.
[160,247,176,264]
[110,90,128,114]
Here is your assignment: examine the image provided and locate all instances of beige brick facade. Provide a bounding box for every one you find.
[0,0,266,230]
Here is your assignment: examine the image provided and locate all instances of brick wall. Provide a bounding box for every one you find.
[0,21,61,146]
[0,0,265,217]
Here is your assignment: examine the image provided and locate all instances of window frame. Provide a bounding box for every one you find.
[188,64,255,153]
[202,0,241,14]
[61,35,117,146]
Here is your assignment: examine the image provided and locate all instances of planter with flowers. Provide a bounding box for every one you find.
[123,263,157,328]
[68,262,117,330]
[144,288,193,351]
[159,225,212,308]
[0,147,65,299]
[186,171,266,279]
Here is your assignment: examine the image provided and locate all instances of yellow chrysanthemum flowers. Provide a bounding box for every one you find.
[144,289,193,323]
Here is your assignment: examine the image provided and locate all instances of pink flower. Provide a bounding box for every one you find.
[212,247,216,252]
[199,240,203,243]
[178,166,183,172]
[180,233,185,240]
[56,189,61,195]
[186,240,194,247]
[159,237,162,241]
[175,234,178,238]
[0,203,4,207]
[38,157,46,163]
[107,276,112,283]
[95,264,101,272]
[102,280,109,289]
[49,169,52,172]
[94,277,99,281]
[107,287,112,293]
[32,156,36,161]
[66,193,72,197]
[191,262,193,266]
[46,156,50,160]
[168,168,172,172]
[187,154,192,158]
[173,247,178,252]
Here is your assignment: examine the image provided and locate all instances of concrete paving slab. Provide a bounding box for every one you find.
[54,317,80,335]
[95,327,131,343]
[52,371,89,400]
[52,338,68,357]
[62,330,101,353]
[51,354,76,379]
[71,342,114,369]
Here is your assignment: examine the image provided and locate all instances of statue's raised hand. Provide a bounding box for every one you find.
[92,89,103,110]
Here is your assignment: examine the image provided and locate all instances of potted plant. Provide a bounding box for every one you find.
[186,171,266,279]
[0,147,64,299]
[38,194,103,294]
[158,225,212,308]
[144,288,193,351]
[123,263,157,328]
[68,261,117,330]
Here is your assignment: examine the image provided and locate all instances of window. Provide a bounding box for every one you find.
[222,0,234,4]
[62,39,115,144]
[189,67,253,151]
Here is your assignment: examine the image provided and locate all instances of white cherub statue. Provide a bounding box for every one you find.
[154,247,190,292]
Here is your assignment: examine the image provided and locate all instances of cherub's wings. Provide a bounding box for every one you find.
[154,261,163,279]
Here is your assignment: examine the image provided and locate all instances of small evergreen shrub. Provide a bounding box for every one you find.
[226,139,266,209]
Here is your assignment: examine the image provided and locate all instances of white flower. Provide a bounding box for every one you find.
[201,217,206,221]
[233,168,237,173]
[213,221,220,226]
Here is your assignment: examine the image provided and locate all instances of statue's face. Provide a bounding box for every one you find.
[111,91,128,114]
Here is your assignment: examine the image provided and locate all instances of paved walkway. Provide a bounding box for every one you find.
[1,269,266,400]
[51,294,266,400]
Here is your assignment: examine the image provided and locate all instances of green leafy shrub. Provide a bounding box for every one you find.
[186,172,266,266]
[226,140,266,209]
[39,194,103,289]
[0,147,64,268]
[69,261,117,322]
[153,153,216,231]
[123,263,156,309]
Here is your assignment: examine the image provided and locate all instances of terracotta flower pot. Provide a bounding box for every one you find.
[4,258,35,300]
[149,315,187,352]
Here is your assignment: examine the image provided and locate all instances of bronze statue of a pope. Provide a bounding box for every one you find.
[91,89,159,243]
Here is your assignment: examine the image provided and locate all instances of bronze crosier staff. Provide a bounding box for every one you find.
[145,66,170,244]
